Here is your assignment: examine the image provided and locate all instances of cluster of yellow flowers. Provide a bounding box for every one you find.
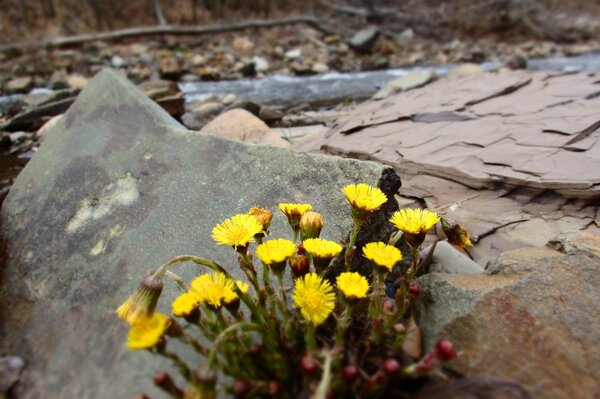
[116,182,469,397]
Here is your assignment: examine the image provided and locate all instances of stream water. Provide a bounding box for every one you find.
[180,52,600,108]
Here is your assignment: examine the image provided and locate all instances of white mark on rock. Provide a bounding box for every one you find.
[143,150,152,160]
[66,173,140,233]
[90,239,107,256]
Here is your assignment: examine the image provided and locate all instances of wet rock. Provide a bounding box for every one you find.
[190,54,206,66]
[252,56,270,73]
[180,73,200,82]
[201,108,290,147]
[5,77,33,94]
[158,57,182,80]
[182,102,224,130]
[349,26,380,52]
[373,70,435,99]
[222,93,237,106]
[415,251,599,399]
[0,68,390,398]
[258,105,283,123]
[504,51,528,70]
[284,48,302,60]
[0,133,10,147]
[49,70,69,90]
[67,74,88,89]
[155,93,185,119]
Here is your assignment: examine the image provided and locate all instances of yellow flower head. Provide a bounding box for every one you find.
[117,274,163,325]
[127,312,171,350]
[337,272,370,299]
[224,280,249,304]
[362,242,403,271]
[190,273,236,309]
[293,273,335,326]
[390,208,440,235]
[172,293,200,318]
[247,206,272,230]
[302,238,343,260]
[279,203,313,231]
[300,211,324,240]
[343,183,387,217]
[212,214,263,249]
[256,239,296,265]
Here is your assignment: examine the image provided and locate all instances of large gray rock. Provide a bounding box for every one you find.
[414,247,599,399]
[0,69,391,398]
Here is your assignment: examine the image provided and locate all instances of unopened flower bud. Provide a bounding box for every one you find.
[154,371,184,397]
[342,365,360,383]
[289,255,310,279]
[435,338,457,361]
[165,317,183,337]
[194,366,217,398]
[300,355,319,374]
[415,351,436,373]
[268,381,282,395]
[247,206,272,230]
[117,271,164,325]
[408,282,421,297]
[300,211,324,240]
[442,219,473,249]
[383,299,395,314]
[233,379,252,397]
[382,358,400,375]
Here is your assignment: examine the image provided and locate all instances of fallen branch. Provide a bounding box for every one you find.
[0,16,337,54]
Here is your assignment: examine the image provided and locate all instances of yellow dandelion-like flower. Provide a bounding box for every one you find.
[212,214,263,248]
[343,183,387,215]
[303,238,343,259]
[293,273,335,326]
[390,208,440,235]
[116,274,163,325]
[172,293,200,318]
[337,272,370,299]
[247,206,272,230]
[127,312,171,350]
[279,203,313,231]
[190,273,236,309]
[256,239,296,265]
[223,280,249,304]
[441,220,473,250]
[362,242,403,271]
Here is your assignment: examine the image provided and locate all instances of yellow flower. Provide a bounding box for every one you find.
[337,272,369,299]
[172,293,200,318]
[302,238,342,259]
[390,208,440,235]
[362,242,403,271]
[247,206,272,230]
[117,274,163,325]
[127,312,171,350]
[343,183,387,217]
[224,280,249,304]
[279,203,313,231]
[190,273,236,309]
[293,273,335,326]
[256,239,296,265]
[390,208,440,248]
[303,238,343,273]
[212,214,263,249]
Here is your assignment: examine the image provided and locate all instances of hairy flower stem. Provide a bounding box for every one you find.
[178,332,209,356]
[369,271,386,344]
[157,349,192,382]
[345,219,363,271]
[394,247,421,321]
[335,300,353,347]
[305,323,318,353]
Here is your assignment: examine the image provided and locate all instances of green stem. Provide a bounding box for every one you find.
[206,322,260,369]
[305,323,318,353]
[178,332,209,356]
[335,300,353,347]
[157,349,192,382]
[345,219,363,271]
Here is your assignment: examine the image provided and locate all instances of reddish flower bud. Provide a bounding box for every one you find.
[383,299,395,313]
[415,351,436,373]
[289,255,310,279]
[342,365,360,383]
[408,282,421,296]
[300,355,319,374]
[268,381,282,396]
[233,379,252,397]
[154,371,184,397]
[382,358,400,375]
[435,338,457,361]
[248,342,262,357]
[297,243,306,255]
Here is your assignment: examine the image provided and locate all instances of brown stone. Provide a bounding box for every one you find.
[201,109,291,147]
